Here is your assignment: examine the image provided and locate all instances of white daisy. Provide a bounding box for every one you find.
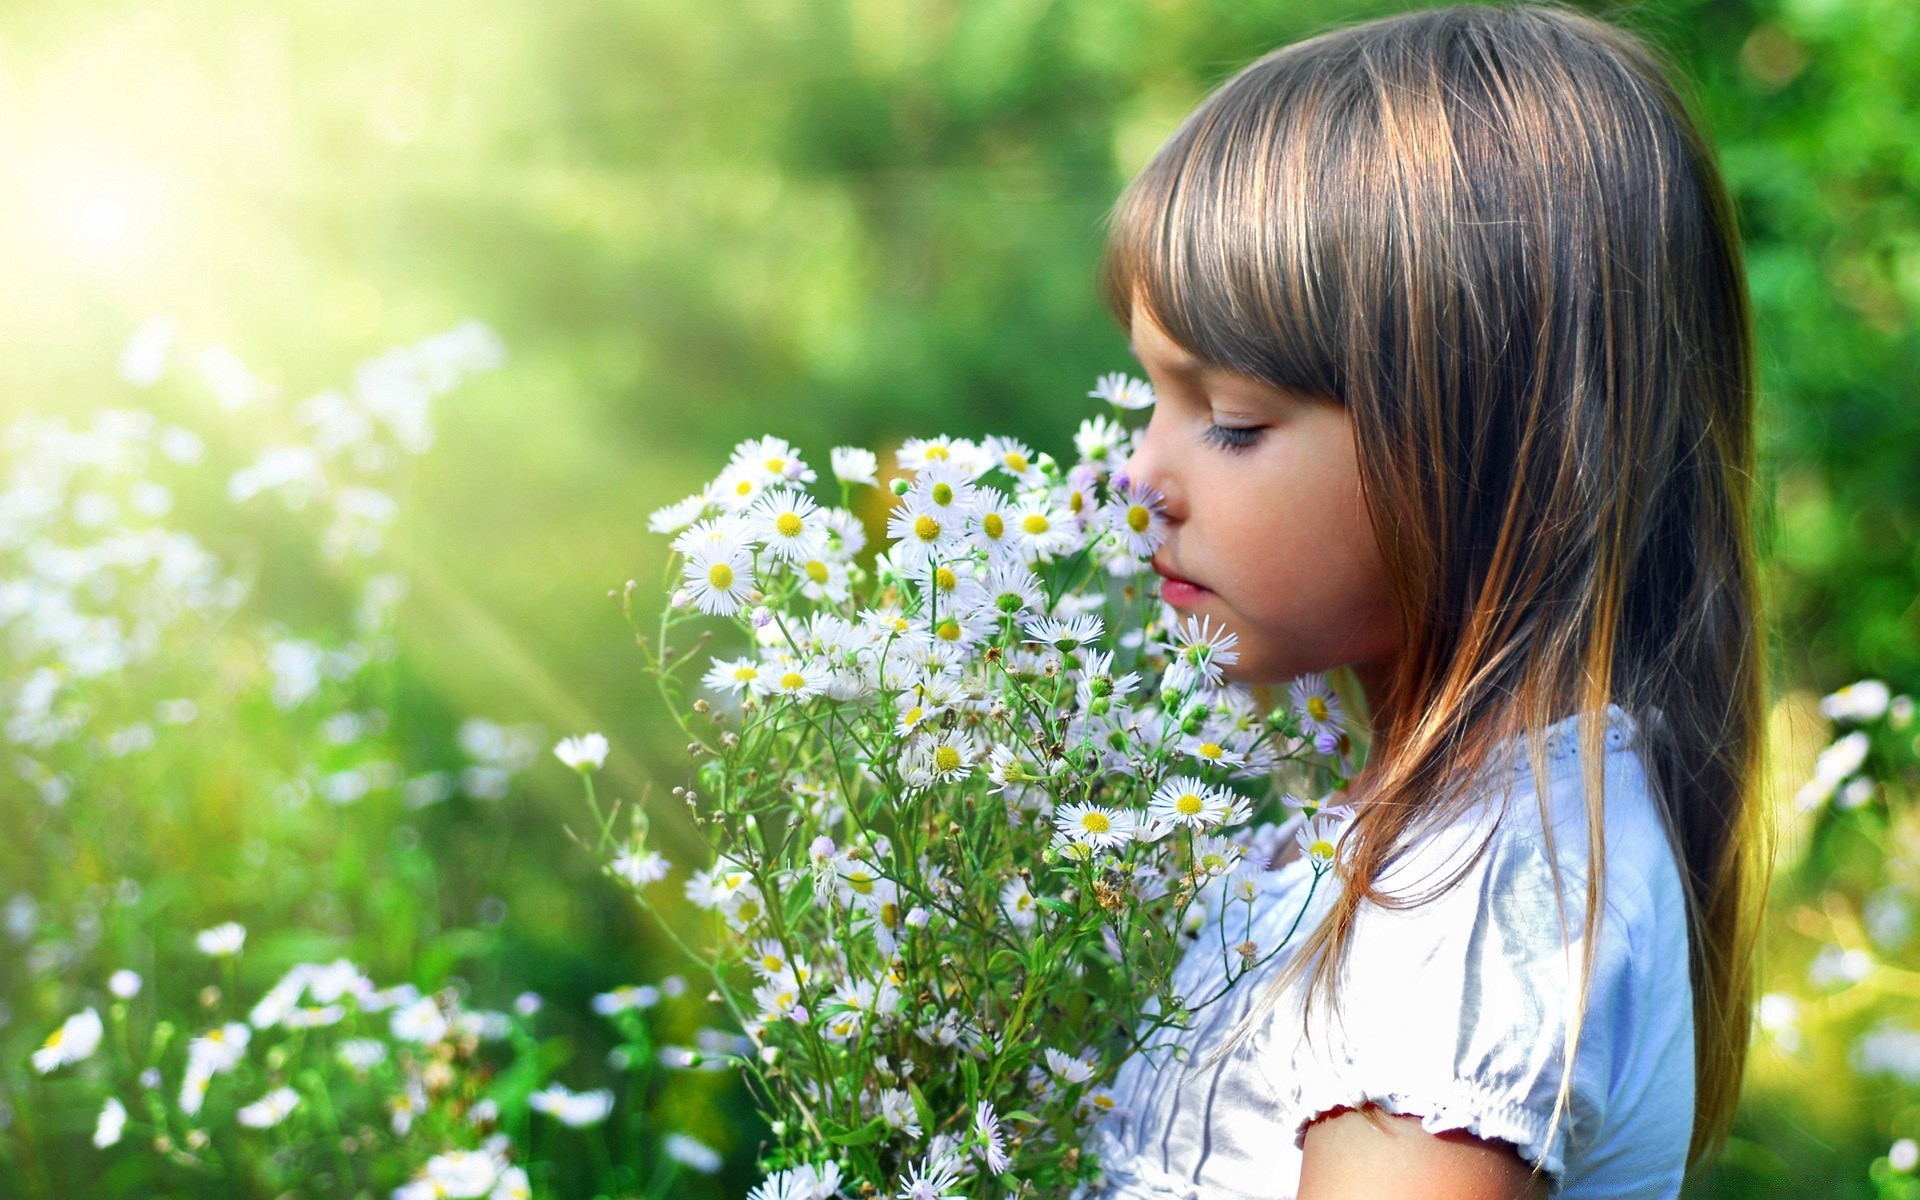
[1073,413,1132,466]
[908,460,980,518]
[1148,777,1232,831]
[884,497,960,569]
[959,560,1043,622]
[671,513,752,557]
[982,434,1043,485]
[897,435,988,477]
[1089,371,1156,410]
[1190,834,1244,878]
[702,656,764,696]
[820,506,868,559]
[904,728,979,786]
[895,1155,964,1200]
[746,487,830,563]
[1043,1046,1097,1084]
[1176,733,1247,770]
[237,1085,301,1129]
[1289,673,1345,754]
[707,461,769,513]
[1009,498,1076,560]
[728,435,817,487]
[1052,802,1137,851]
[975,1100,1010,1174]
[1163,614,1241,691]
[1102,474,1168,559]
[1075,648,1141,711]
[647,493,711,534]
[830,445,880,486]
[761,656,831,702]
[195,922,247,957]
[792,555,852,603]
[682,545,756,616]
[964,487,1022,561]
[32,1008,103,1074]
[999,877,1039,929]
[1295,804,1355,871]
[92,1096,127,1148]
[1023,614,1105,654]
[553,733,609,771]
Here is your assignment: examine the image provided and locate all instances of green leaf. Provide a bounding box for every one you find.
[907,1080,937,1139]
[826,1117,888,1147]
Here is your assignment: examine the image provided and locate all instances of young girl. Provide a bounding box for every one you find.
[1089,5,1766,1198]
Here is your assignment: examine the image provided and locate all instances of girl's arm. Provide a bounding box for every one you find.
[1298,1104,1551,1200]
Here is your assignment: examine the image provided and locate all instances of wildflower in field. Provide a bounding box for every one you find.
[897,435,986,476]
[895,1153,965,1200]
[885,497,960,569]
[1148,777,1233,831]
[1044,1046,1097,1085]
[553,732,609,771]
[730,435,816,488]
[92,1096,126,1148]
[1073,414,1131,467]
[974,1099,1010,1174]
[1009,498,1076,560]
[982,434,1043,486]
[108,969,142,999]
[1089,371,1156,411]
[1296,805,1355,872]
[682,544,756,616]
[904,728,979,787]
[593,985,660,1014]
[1053,802,1138,852]
[189,1022,252,1074]
[671,512,751,557]
[237,1085,301,1129]
[336,1038,388,1072]
[33,1007,102,1073]
[908,460,981,518]
[1191,835,1245,879]
[1024,614,1104,654]
[647,493,710,534]
[831,446,879,486]
[1103,473,1168,559]
[1000,877,1039,930]
[703,655,764,696]
[1175,732,1247,770]
[395,1149,502,1199]
[390,997,449,1044]
[611,847,669,886]
[663,1132,725,1174]
[195,921,246,956]
[531,1083,615,1127]
[1163,614,1240,692]
[1289,673,1345,754]
[762,655,832,702]
[747,487,831,563]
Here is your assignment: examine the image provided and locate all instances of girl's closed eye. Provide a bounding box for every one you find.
[1202,420,1266,453]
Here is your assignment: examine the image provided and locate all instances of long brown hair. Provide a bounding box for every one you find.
[1097,2,1769,1174]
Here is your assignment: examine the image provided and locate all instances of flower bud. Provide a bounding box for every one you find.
[890,478,911,497]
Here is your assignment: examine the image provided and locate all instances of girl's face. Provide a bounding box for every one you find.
[1120,302,1403,693]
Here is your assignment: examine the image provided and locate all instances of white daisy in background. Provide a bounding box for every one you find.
[707,460,770,513]
[884,497,960,569]
[531,1083,616,1127]
[925,606,995,651]
[1190,834,1244,878]
[1023,614,1104,654]
[1075,648,1141,711]
[1102,473,1168,559]
[793,555,852,603]
[1176,733,1247,770]
[964,487,1022,561]
[905,727,979,787]
[1043,1046,1097,1084]
[895,1154,965,1200]
[396,1150,504,1200]
[1295,804,1355,872]
[1062,464,1099,527]
[959,560,1044,622]
[1073,414,1131,467]
[1053,802,1137,851]
[553,732,609,772]
[974,1100,1011,1174]
[611,847,669,886]
[671,512,752,559]
[760,656,831,702]
[820,505,868,558]
[647,493,710,534]
[1009,498,1076,560]
[879,1087,924,1137]
[897,435,988,477]
[748,1168,815,1200]
[830,445,880,487]
[236,1085,301,1129]
[894,692,949,737]
[92,1096,127,1148]
[729,435,817,487]
[195,922,247,957]
[908,460,980,519]
[1289,672,1345,754]
[664,1133,726,1175]
[1148,777,1232,831]
[32,1007,103,1073]
[746,487,830,563]
[1163,614,1241,691]
[999,877,1039,929]
[108,969,142,999]
[703,655,765,696]
[982,435,1044,486]
[682,545,756,616]
[1089,371,1156,410]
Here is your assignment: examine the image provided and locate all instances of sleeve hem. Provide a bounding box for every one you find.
[1286,1080,1568,1190]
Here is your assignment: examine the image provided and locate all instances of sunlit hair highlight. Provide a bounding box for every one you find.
[1098,2,1769,1176]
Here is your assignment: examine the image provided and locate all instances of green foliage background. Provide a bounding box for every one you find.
[0,0,1915,1195]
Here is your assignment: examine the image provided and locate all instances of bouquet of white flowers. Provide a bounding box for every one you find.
[573,373,1357,1199]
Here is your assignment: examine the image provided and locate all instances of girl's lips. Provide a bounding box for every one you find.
[1156,575,1212,607]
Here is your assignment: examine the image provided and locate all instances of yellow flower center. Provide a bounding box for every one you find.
[733,665,758,681]
[736,898,762,922]
[925,445,950,461]
[935,619,961,642]
[1200,852,1227,872]
[764,456,786,473]
[1197,742,1223,759]
[734,479,753,497]
[1068,490,1084,514]
[1080,812,1111,834]
[880,901,900,928]
[1310,838,1335,860]
[708,562,735,590]
[43,1029,63,1050]
[903,705,924,725]
[780,671,806,690]
[1307,696,1330,722]
[776,512,803,537]
[1005,452,1029,472]
[934,566,956,591]
[1021,514,1050,535]
[1127,504,1151,533]
[932,482,953,505]
[805,560,829,583]
[761,954,784,972]
[914,515,941,542]
[846,871,875,895]
[1175,793,1204,816]
[934,745,961,772]
[983,512,1004,539]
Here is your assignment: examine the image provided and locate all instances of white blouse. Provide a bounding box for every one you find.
[1088,705,1694,1199]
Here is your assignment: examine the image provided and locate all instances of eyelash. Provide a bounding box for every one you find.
[1202,422,1265,453]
